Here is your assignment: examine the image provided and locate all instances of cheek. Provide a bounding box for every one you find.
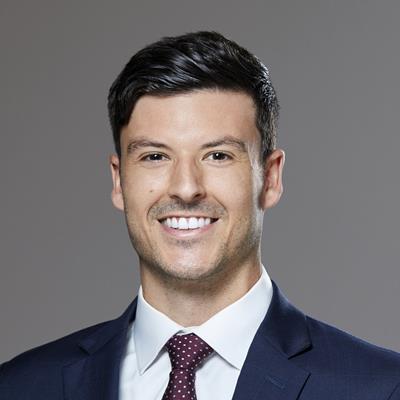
[123,169,167,213]
[206,167,255,210]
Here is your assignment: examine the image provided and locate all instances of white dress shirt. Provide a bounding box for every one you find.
[119,265,273,400]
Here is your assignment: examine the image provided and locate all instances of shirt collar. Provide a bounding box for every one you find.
[132,265,273,374]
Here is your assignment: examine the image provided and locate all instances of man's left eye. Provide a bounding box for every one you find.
[206,152,232,161]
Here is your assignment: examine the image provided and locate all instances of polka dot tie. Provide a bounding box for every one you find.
[161,332,214,400]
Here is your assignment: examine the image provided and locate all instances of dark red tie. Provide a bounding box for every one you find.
[162,332,214,400]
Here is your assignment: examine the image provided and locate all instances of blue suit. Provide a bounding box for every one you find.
[1,280,400,399]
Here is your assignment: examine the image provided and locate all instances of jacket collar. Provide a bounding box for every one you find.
[261,280,312,358]
[63,280,312,400]
[231,280,312,400]
[77,297,138,355]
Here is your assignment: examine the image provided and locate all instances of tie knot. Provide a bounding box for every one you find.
[165,333,214,371]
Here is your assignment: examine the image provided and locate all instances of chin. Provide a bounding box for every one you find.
[154,257,222,282]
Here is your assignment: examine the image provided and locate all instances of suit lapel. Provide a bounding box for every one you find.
[62,298,137,400]
[232,280,312,400]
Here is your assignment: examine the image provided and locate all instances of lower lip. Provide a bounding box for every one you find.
[158,220,218,238]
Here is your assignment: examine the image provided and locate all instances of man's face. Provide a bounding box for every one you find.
[110,89,284,285]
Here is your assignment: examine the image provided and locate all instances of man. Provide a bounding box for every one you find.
[1,31,400,400]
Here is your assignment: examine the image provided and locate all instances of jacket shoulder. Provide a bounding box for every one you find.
[0,319,111,384]
[0,296,137,400]
[304,315,400,375]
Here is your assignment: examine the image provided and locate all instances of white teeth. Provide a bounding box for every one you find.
[163,217,214,230]
[178,217,188,229]
[188,217,197,229]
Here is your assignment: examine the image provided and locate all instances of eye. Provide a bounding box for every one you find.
[206,151,233,161]
[140,153,168,162]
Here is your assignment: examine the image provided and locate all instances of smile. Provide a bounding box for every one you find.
[158,216,219,237]
[160,216,218,230]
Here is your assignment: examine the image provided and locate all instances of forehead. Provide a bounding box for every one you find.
[121,89,260,148]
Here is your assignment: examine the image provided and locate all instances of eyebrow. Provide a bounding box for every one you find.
[126,135,247,154]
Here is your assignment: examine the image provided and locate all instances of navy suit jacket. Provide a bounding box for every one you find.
[1,280,400,399]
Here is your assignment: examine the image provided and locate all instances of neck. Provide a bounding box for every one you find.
[140,259,262,327]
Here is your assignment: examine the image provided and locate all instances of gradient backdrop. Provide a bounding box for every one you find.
[1,0,399,363]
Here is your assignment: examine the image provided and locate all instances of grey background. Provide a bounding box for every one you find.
[1,0,399,363]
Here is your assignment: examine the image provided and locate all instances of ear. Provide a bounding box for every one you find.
[109,154,124,211]
[260,149,285,210]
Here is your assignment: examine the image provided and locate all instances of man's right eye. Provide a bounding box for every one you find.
[140,153,168,162]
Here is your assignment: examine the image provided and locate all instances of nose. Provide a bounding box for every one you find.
[167,158,206,203]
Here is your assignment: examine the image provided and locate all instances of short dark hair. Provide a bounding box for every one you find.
[107,31,279,164]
